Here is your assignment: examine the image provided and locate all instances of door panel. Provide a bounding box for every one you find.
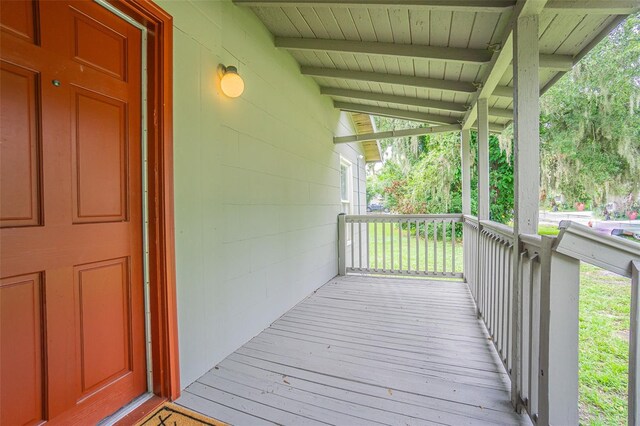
[71,87,128,223]
[72,9,127,81]
[76,257,131,396]
[0,273,45,426]
[0,0,39,44]
[0,61,42,228]
[0,1,146,424]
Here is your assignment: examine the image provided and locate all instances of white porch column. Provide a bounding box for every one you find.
[511,13,540,411]
[338,213,346,275]
[461,129,473,287]
[461,129,472,215]
[513,15,540,236]
[477,99,490,220]
[476,99,489,320]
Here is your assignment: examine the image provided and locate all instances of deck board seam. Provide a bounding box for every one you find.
[178,390,278,425]
[255,330,507,373]
[225,354,520,417]
[200,371,410,426]
[229,350,515,412]
[219,360,507,425]
[275,318,494,346]
[214,361,499,426]
[190,381,334,426]
[265,325,502,363]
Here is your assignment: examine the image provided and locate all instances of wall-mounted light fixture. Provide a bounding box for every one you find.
[219,65,245,98]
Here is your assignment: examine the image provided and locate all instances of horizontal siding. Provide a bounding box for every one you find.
[158,0,367,388]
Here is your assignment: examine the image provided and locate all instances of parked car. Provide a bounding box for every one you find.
[367,203,388,213]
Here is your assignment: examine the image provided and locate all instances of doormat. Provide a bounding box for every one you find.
[136,402,227,426]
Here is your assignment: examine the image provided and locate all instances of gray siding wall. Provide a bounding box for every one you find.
[156,0,367,388]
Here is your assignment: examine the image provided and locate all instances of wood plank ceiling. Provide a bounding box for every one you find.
[350,113,381,162]
[235,0,637,147]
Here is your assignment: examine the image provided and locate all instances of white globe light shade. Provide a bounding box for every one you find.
[221,67,245,98]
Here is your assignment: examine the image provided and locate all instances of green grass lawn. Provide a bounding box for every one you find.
[538,224,561,235]
[366,221,631,424]
[579,264,630,425]
[366,222,463,274]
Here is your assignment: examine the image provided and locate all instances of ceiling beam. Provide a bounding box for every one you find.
[489,107,514,119]
[334,125,463,144]
[545,0,639,14]
[301,67,515,97]
[461,0,550,130]
[475,123,506,133]
[493,86,514,98]
[276,37,493,64]
[334,101,506,132]
[321,87,468,113]
[335,120,504,144]
[539,53,573,71]
[322,86,514,117]
[234,0,516,12]
[278,37,572,68]
[334,101,460,125]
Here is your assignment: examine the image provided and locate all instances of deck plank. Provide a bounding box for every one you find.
[218,358,513,425]
[224,354,522,425]
[243,336,508,387]
[257,328,504,373]
[176,275,529,425]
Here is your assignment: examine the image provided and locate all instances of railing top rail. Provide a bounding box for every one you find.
[556,220,640,278]
[463,214,478,224]
[479,219,515,242]
[344,213,463,221]
[521,233,543,257]
[520,233,542,247]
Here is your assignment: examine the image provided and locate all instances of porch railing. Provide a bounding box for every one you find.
[477,219,515,374]
[462,216,640,426]
[338,213,640,425]
[515,233,543,421]
[337,213,462,278]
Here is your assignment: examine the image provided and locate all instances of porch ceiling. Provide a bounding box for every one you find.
[235,0,637,133]
[351,112,382,162]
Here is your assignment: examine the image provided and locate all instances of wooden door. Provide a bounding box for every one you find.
[0,1,147,424]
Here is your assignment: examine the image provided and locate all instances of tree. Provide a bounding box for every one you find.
[540,13,640,207]
[367,14,638,221]
[368,119,514,224]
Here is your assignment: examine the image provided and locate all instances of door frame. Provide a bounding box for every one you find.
[105,0,180,400]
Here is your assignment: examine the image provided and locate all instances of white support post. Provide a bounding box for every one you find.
[630,260,640,426]
[476,101,489,319]
[338,213,346,275]
[513,14,540,236]
[538,236,580,426]
[461,129,473,285]
[461,129,472,216]
[511,12,540,411]
[477,99,490,221]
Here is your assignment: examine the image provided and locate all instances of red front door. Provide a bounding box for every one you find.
[1,1,147,424]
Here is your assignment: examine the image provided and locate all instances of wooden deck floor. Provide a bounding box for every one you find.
[176,276,529,425]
